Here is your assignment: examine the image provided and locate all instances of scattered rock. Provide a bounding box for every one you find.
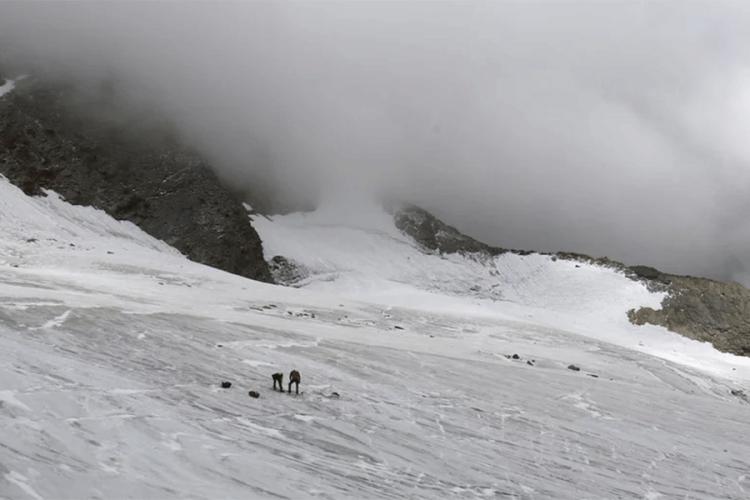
[567,364,581,372]
[25,238,37,243]
[587,374,599,378]
[730,389,747,402]
[511,354,520,360]
[220,381,232,389]
[329,392,340,399]
[216,344,223,348]
[526,360,534,366]
[248,391,260,398]
[394,325,405,330]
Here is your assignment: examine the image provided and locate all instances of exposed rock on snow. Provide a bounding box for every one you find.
[267,254,309,286]
[628,272,750,356]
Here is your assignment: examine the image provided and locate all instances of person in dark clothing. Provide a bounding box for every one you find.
[288,370,301,395]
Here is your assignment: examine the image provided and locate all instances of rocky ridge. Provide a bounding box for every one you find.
[0,74,271,282]
[394,204,750,356]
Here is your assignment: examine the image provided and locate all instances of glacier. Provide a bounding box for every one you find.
[1,177,749,499]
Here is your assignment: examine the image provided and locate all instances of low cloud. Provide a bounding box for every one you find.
[2,1,750,283]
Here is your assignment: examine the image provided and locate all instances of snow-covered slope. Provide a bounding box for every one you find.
[2,177,750,499]
[0,76,23,99]
[253,200,748,378]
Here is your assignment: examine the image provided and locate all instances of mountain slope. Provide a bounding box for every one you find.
[2,178,750,499]
[253,199,750,376]
[0,73,271,282]
[393,204,750,357]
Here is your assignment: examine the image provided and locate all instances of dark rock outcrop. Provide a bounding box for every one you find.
[267,255,309,286]
[628,272,750,356]
[0,75,271,282]
[393,204,500,256]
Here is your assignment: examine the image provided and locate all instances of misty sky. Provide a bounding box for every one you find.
[2,1,750,284]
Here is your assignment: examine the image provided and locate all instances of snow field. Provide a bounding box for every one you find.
[1,177,750,499]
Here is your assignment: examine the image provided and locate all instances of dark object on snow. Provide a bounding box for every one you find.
[272,372,284,392]
[248,391,260,398]
[587,374,599,378]
[221,381,232,388]
[394,325,405,330]
[288,370,301,395]
[731,389,747,402]
[567,364,581,372]
[330,392,340,399]
[511,354,520,360]
[268,255,309,286]
[526,360,534,366]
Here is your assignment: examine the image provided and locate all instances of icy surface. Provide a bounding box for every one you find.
[1,177,750,499]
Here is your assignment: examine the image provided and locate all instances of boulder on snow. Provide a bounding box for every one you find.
[248,390,260,398]
[567,364,581,372]
[220,381,232,389]
[730,389,747,402]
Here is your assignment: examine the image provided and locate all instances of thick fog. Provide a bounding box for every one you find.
[2,2,750,284]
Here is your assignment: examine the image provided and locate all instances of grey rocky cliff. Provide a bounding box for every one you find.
[627,268,750,356]
[0,75,271,282]
[394,204,750,357]
[393,204,500,256]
